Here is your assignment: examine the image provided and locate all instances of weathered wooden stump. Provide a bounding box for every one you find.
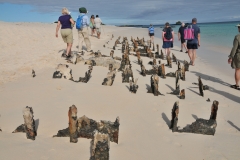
[90,131,110,160]
[129,77,139,93]
[210,101,219,120]
[170,101,179,132]
[12,106,37,140]
[198,76,204,97]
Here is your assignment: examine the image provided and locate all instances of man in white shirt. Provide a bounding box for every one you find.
[94,15,102,39]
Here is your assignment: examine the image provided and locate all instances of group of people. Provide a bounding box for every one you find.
[55,7,103,57]
[55,7,240,91]
[90,15,102,39]
[148,19,240,90]
[148,18,200,66]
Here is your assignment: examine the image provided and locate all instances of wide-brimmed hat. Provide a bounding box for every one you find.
[236,24,240,27]
[79,7,87,13]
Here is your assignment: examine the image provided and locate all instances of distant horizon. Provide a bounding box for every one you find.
[0,2,240,25]
[1,19,239,27]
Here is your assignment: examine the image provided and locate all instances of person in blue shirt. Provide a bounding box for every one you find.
[178,22,188,53]
[187,18,200,66]
[77,7,92,54]
[148,24,154,43]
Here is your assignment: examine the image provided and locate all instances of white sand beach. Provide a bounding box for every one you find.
[0,21,240,160]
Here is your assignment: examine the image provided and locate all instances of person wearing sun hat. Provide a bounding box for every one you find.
[228,23,240,90]
[55,7,75,57]
[77,7,92,54]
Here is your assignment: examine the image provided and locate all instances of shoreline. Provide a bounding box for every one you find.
[153,28,235,78]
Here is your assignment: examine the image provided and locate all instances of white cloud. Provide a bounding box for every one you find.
[0,0,240,24]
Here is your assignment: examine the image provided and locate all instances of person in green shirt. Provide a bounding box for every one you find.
[228,24,240,90]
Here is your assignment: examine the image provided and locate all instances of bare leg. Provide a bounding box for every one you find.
[167,48,170,56]
[151,36,154,43]
[66,43,72,56]
[192,49,197,65]
[164,48,167,56]
[98,33,101,39]
[183,43,188,52]
[235,68,240,86]
[188,49,193,63]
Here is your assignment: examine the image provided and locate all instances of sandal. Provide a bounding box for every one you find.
[66,54,72,58]
[230,84,240,90]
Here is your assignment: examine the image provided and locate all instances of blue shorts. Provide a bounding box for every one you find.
[162,41,173,48]
[187,43,198,49]
[149,33,154,36]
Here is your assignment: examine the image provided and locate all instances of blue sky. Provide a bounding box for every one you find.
[0,1,240,25]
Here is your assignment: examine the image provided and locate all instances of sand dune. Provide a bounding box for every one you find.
[0,21,240,160]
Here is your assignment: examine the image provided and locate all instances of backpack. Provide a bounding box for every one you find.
[149,27,154,33]
[184,25,194,40]
[164,28,172,40]
[76,15,84,29]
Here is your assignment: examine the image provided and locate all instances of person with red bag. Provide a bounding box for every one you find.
[186,18,200,66]
[162,22,174,57]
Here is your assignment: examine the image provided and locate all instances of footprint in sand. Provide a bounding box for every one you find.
[174,142,182,147]
[56,86,62,90]
[162,136,171,143]
[209,149,228,160]
[152,108,158,112]
[156,122,163,127]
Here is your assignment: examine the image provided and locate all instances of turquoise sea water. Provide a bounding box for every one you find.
[146,21,239,77]
[130,21,239,49]
[171,21,239,49]
[188,22,239,48]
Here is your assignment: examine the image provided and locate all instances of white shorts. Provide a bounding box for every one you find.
[96,28,101,33]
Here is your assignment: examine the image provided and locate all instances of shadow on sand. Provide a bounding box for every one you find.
[187,88,200,96]
[35,119,39,132]
[190,71,231,87]
[209,86,240,104]
[192,114,198,120]
[165,84,174,92]
[162,113,170,128]
[227,120,240,131]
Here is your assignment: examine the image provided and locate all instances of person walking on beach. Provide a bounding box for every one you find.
[148,24,154,43]
[162,22,174,56]
[178,23,188,53]
[77,7,92,53]
[228,24,240,90]
[55,7,75,57]
[90,15,96,36]
[187,18,200,66]
[94,15,102,39]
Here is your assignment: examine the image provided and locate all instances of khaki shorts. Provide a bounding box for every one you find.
[61,29,73,44]
[96,28,101,33]
[231,53,240,69]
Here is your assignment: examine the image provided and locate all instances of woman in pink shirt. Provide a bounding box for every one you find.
[162,22,174,57]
